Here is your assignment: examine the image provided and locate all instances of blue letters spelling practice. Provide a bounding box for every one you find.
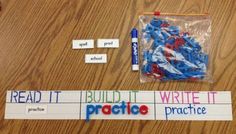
[142,18,209,81]
[164,104,207,120]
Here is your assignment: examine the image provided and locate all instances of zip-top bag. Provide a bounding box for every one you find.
[139,12,212,83]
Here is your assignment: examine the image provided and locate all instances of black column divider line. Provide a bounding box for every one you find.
[154,91,156,120]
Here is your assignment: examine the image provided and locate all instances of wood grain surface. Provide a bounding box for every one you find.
[0,0,235,133]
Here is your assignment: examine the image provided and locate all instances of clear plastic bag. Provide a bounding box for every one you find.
[139,13,212,83]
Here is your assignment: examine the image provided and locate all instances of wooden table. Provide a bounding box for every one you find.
[0,0,235,133]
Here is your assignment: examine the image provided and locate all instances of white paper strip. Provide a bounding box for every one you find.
[97,39,119,48]
[85,54,107,63]
[72,40,94,49]
[5,91,232,121]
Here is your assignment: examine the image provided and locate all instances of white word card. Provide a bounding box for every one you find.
[5,90,232,121]
[97,39,119,48]
[72,40,94,49]
[85,54,107,63]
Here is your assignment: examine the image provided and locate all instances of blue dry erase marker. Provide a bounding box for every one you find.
[131,28,139,71]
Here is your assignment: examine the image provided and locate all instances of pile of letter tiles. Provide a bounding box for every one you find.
[141,18,209,81]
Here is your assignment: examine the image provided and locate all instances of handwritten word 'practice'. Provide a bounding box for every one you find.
[165,104,207,119]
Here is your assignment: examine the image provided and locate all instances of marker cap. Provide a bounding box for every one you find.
[131,28,138,38]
